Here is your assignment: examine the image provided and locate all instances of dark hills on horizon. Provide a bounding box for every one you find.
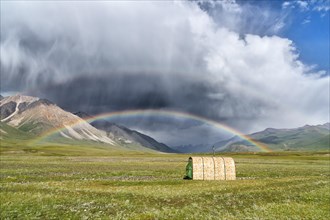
[74,111,176,153]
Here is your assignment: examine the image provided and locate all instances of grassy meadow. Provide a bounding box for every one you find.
[0,148,329,219]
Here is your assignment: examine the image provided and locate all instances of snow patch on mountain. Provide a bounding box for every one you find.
[0,129,7,134]
[59,131,72,139]
[0,95,34,122]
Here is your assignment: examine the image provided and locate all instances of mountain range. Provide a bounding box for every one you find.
[0,94,329,153]
[171,124,329,153]
[212,123,329,152]
[0,95,174,153]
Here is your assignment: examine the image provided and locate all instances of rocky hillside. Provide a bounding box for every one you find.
[74,112,176,153]
[0,95,115,144]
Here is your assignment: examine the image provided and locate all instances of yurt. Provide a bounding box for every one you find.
[184,157,236,180]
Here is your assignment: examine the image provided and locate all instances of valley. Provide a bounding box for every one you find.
[1,1,329,219]
[1,95,329,154]
[1,94,329,219]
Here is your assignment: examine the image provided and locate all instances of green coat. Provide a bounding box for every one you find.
[185,160,193,179]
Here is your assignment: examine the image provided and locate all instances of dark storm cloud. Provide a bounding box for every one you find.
[34,74,171,112]
[28,71,269,125]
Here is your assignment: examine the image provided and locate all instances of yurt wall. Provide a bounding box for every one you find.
[191,157,236,180]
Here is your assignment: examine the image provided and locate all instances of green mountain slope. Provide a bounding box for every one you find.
[0,121,160,155]
[0,121,34,142]
[214,123,329,152]
[0,121,35,153]
[250,124,329,151]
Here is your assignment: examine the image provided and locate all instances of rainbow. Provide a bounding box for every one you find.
[31,109,271,152]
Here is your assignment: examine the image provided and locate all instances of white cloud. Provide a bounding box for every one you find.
[282,0,309,11]
[314,5,330,11]
[283,0,330,12]
[282,2,292,9]
[302,18,311,24]
[202,0,289,35]
[296,1,309,10]
[0,0,329,138]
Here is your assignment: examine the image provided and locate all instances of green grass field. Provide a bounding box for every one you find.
[1,149,329,219]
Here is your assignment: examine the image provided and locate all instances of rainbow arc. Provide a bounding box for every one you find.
[31,109,271,152]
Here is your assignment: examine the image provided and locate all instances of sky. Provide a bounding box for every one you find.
[1,0,329,146]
